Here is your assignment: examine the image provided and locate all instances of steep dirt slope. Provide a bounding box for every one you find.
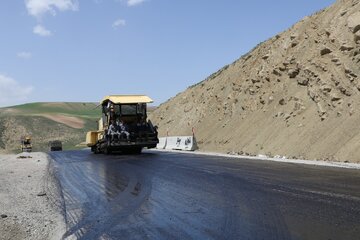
[150,0,360,163]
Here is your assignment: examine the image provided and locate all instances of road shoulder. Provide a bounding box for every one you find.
[0,152,65,240]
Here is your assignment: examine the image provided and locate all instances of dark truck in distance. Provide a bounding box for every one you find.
[86,95,159,154]
[49,140,62,151]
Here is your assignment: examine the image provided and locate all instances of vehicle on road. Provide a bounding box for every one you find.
[49,140,63,151]
[20,136,32,152]
[86,95,159,154]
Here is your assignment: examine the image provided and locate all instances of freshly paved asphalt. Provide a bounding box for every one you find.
[50,150,360,240]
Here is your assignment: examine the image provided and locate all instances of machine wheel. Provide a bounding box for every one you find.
[104,147,111,155]
[94,147,99,154]
[91,146,99,154]
[134,147,142,154]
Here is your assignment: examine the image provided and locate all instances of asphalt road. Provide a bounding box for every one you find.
[50,150,360,240]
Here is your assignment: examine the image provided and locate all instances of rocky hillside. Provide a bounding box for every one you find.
[150,0,360,163]
[0,102,100,153]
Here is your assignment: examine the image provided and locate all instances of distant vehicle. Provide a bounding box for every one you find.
[20,136,32,152]
[49,140,62,151]
[86,95,159,154]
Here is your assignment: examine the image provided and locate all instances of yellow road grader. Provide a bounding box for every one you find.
[86,95,159,154]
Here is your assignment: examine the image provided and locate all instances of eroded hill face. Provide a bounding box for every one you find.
[150,0,360,163]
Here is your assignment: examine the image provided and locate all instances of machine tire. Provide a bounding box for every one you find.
[104,147,111,155]
[92,146,99,154]
[94,147,99,154]
[134,147,142,154]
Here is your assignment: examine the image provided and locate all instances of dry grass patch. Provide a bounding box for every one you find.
[42,114,84,129]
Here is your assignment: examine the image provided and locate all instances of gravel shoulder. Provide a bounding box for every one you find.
[0,152,65,240]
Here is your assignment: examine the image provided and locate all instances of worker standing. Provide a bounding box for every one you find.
[108,120,119,141]
[117,120,130,141]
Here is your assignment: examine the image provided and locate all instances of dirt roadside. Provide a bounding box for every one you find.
[0,152,65,240]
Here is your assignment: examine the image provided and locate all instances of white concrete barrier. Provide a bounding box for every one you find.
[164,137,180,150]
[156,137,167,149]
[165,136,197,151]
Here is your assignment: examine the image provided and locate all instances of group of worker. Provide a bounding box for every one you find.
[108,119,130,141]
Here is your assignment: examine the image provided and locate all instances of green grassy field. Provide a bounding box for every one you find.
[0,102,101,153]
[5,102,100,117]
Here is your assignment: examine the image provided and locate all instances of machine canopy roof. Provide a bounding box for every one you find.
[101,95,153,105]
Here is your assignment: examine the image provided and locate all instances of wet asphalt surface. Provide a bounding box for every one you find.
[49,150,360,240]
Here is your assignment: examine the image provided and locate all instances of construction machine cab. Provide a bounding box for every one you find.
[102,102,147,129]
